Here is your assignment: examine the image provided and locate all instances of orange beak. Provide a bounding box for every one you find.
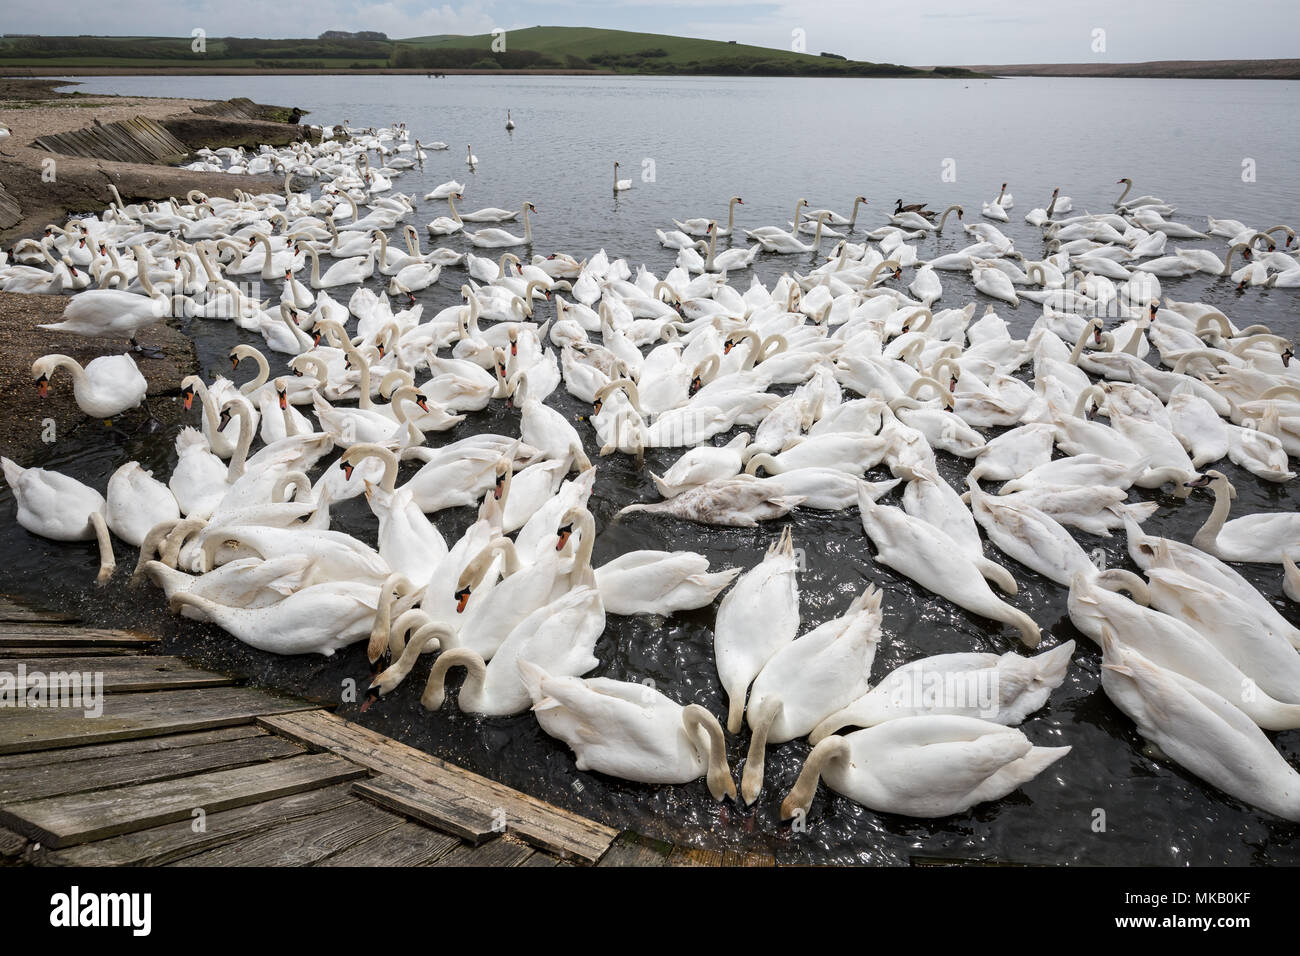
[556,527,572,551]
[182,389,194,411]
[35,377,49,399]
[340,461,354,480]
[455,588,470,613]
[278,391,288,410]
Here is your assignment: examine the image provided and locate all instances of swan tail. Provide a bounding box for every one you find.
[1112,501,1159,526]
[517,659,552,705]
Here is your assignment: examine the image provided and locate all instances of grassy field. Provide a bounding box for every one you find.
[0,27,982,77]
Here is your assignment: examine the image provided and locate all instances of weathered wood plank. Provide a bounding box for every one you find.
[597,831,674,867]
[0,597,79,624]
[318,820,461,867]
[0,656,233,693]
[0,733,303,804]
[435,837,535,868]
[721,848,776,867]
[1,753,365,848]
[667,845,726,867]
[0,686,318,755]
[170,801,401,867]
[39,784,356,867]
[520,852,564,867]
[353,775,501,845]
[0,646,137,658]
[0,625,156,648]
[260,711,617,863]
[0,824,26,861]
[0,725,264,771]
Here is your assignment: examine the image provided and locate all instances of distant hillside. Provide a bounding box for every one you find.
[396,26,978,77]
[0,28,984,77]
[967,59,1300,79]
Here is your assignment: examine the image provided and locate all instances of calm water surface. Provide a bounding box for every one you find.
[4,74,1299,864]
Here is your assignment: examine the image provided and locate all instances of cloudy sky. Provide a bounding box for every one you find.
[8,0,1299,65]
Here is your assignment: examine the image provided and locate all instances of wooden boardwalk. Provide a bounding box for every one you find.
[0,596,772,867]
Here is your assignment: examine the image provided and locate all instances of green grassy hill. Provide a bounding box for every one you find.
[0,27,981,77]
[396,25,973,76]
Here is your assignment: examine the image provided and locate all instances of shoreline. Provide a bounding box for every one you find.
[1,65,979,79]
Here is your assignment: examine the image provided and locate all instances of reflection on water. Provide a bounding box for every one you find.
[3,74,1299,863]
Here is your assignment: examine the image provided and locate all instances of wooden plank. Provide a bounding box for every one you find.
[0,625,156,648]
[353,775,501,845]
[0,646,137,659]
[0,597,79,624]
[667,845,726,867]
[39,784,356,867]
[597,831,674,867]
[520,852,563,867]
[1,753,365,848]
[435,837,535,868]
[317,820,460,867]
[0,686,319,755]
[722,848,776,867]
[0,733,303,804]
[0,725,264,771]
[0,825,26,861]
[261,711,617,863]
[169,801,401,867]
[0,656,233,693]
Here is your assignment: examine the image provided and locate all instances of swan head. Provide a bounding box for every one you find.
[1183,469,1235,498]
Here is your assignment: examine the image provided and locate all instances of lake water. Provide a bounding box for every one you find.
[5,74,1299,864]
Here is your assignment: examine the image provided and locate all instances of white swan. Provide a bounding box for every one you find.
[2,457,115,584]
[520,662,736,800]
[811,641,1075,743]
[780,715,1069,819]
[740,586,883,803]
[714,526,800,732]
[1098,627,1300,822]
[595,550,739,616]
[1187,470,1300,563]
[32,353,147,422]
[858,485,1040,647]
[613,162,631,192]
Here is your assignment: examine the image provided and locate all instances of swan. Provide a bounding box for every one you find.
[1143,566,1300,703]
[2,457,115,584]
[674,196,743,237]
[1186,471,1300,563]
[339,444,447,583]
[714,526,800,732]
[424,179,464,200]
[619,476,804,527]
[297,243,376,288]
[1098,627,1300,822]
[36,281,189,356]
[105,462,180,548]
[967,477,1096,587]
[31,353,147,423]
[858,485,1040,647]
[520,662,736,801]
[780,715,1069,819]
[747,212,829,254]
[465,145,477,166]
[168,583,379,656]
[811,641,1074,744]
[419,586,603,716]
[740,586,883,803]
[1286,555,1300,604]
[1069,569,1300,726]
[505,110,515,131]
[595,550,739,616]
[465,203,535,247]
[426,192,464,235]
[613,162,632,192]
